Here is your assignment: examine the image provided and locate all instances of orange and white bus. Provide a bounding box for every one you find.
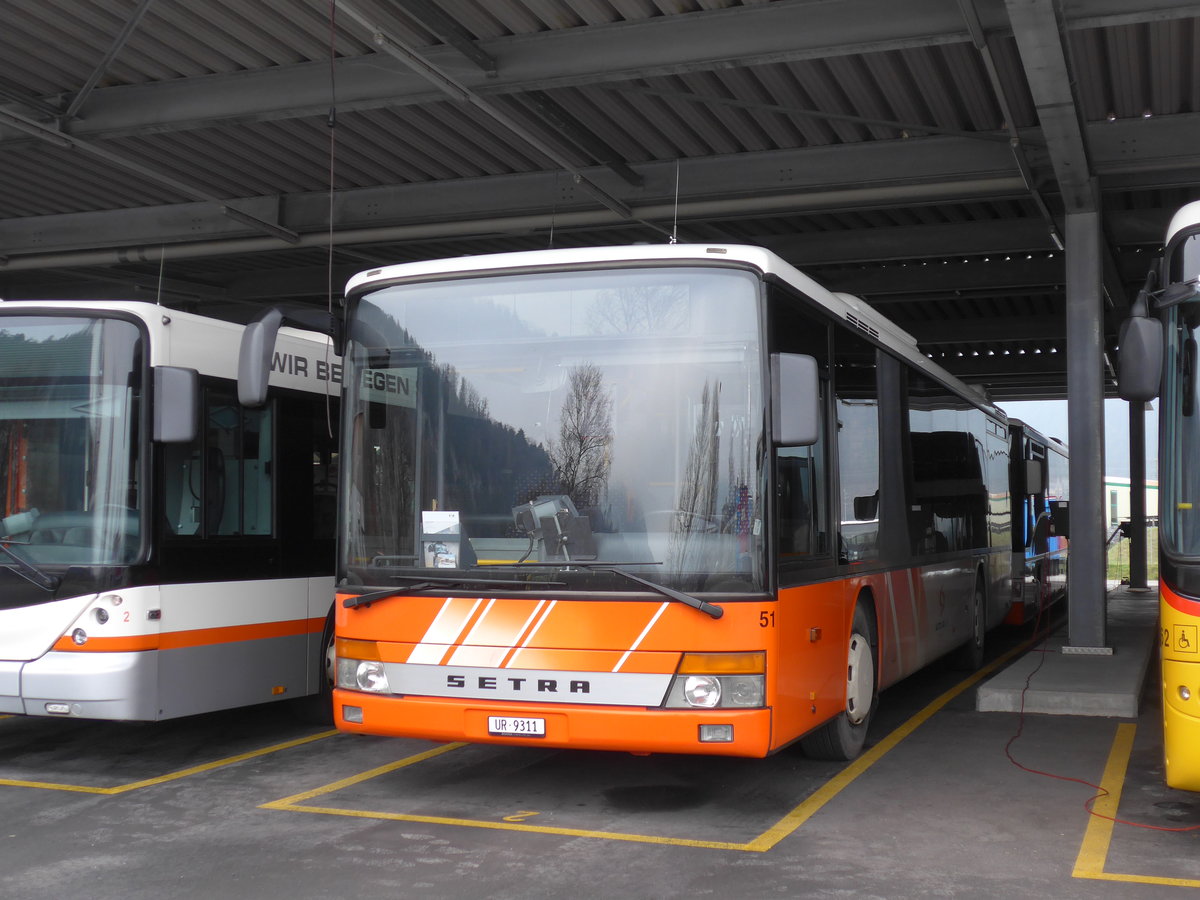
[330,245,1012,758]
[1119,200,1200,789]
[0,301,339,721]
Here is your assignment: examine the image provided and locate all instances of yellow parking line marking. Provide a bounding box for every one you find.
[265,639,1035,851]
[261,741,467,808]
[747,637,1030,852]
[277,802,751,849]
[263,741,746,849]
[1074,723,1200,889]
[0,729,338,794]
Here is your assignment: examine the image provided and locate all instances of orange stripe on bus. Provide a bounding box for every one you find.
[52,633,160,653]
[52,617,326,653]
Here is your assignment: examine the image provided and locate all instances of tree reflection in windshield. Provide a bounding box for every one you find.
[545,363,613,512]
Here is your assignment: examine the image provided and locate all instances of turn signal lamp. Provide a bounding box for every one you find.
[664,652,765,709]
[677,651,764,674]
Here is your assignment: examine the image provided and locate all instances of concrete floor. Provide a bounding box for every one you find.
[1,602,1197,899]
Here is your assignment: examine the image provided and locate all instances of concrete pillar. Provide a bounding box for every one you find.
[1065,210,1109,651]
[1128,401,1148,589]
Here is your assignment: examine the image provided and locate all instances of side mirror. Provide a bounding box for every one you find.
[1024,460,1044,494]
[771,353,820,446]
[238,305,344,408]
[1117,314,1163,402]
[154,366,199,443]
[238,308,284,408]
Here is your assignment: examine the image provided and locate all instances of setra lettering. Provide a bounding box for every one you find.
[441,673,592,695]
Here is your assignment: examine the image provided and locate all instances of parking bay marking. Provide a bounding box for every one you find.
[0,728,338,794]
[1073,722,1200,890]
[263,639,1033,851]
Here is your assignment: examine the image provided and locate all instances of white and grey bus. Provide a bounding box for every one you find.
[0,300,339,720]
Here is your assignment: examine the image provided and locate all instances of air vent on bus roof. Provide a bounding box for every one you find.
[846,313,880,339]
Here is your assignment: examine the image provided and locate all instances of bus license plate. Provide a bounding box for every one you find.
[488,716,545,737]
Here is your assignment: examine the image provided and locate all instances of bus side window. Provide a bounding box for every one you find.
[768,285,831,569]
[833,329,881,563]
[778,450,816,555]
[162,393,274,538]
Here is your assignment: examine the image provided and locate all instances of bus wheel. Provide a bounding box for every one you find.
[950,581,986,671]
[291,613,335,725]
[801,604,876,761]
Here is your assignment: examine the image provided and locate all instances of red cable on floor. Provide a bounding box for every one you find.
[1003,577,1200,834]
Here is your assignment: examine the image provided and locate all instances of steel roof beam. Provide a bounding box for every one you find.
[935,353,1068,379]
[907,315,1064,344]
[333,0,665,237]
[0,106,301,245]
[1004,0,1137,327]
[827,255,1068,294]
[957,0,1064,249]
[0,108,1192,267]
[389,0,498,75]
[0,137,1027,262]
[764,212,1169,264]
[1004,0,1095,213]
[2,0,1196,144]
[62,0,157,122]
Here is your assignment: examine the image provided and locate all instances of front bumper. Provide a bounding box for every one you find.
[334,689,774,757]
[0,650,159,720]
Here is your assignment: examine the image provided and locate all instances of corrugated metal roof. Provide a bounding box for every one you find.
[2,0,1199,399]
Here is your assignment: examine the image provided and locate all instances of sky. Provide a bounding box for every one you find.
[1000,398,1157,480]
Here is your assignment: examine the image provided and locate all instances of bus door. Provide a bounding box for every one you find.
[158,390,311,718]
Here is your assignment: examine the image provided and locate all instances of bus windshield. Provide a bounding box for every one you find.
[342,265,766,594]
[1164,231,1200,557]
[0,315,143,567]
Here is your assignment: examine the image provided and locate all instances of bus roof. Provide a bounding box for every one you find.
[1167,200,1200,244]
[1007,418,1068,457]
[0,299,336,395]
[345,243,1004,420]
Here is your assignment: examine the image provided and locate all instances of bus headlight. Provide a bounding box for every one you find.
[336,658,390,693]
[684,675,721,708]
[723,674,766,707]
[664,652,765,709]
[334,638,390,694]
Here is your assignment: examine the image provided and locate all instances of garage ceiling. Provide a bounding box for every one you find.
[2,0,1198,401]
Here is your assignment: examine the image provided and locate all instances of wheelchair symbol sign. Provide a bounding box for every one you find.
[1173,624,1198,654]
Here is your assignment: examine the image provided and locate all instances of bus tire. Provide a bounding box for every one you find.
[290,612,335,725]
[950,579,986,671]
[801,603,876,761]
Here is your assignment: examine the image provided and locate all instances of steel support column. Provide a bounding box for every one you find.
[1129,401,1149,590]
[1065,210,1109,650]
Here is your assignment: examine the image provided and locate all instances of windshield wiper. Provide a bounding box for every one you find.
[0,542,61,592]
[499,561,723,619]
[605,567,724,619]
[343,574,567,608]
